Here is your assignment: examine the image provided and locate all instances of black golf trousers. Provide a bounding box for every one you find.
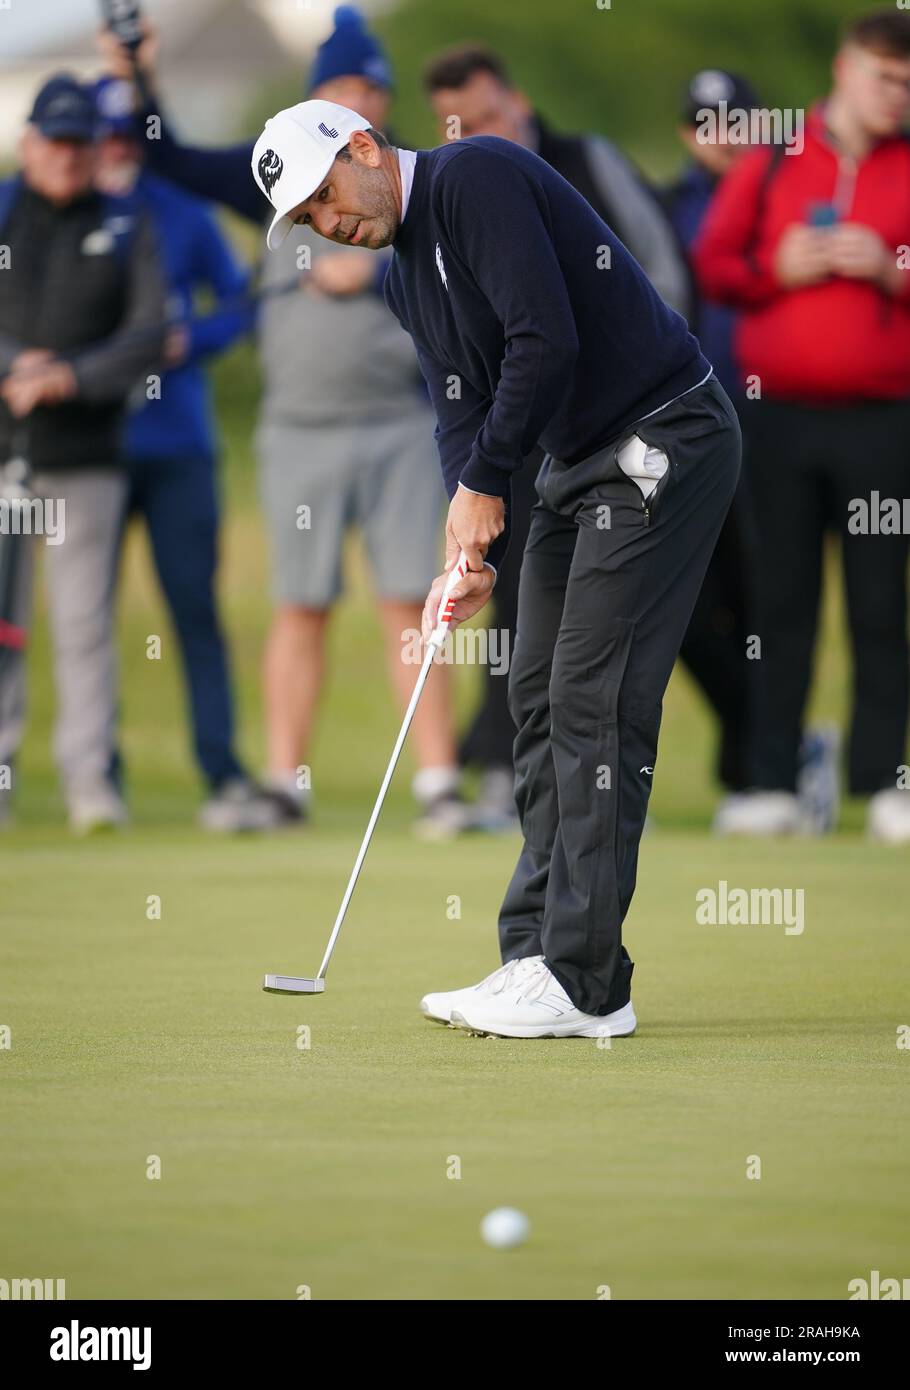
[498,376,742,1015]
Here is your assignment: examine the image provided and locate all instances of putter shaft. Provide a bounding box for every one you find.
[263,552,471,994]
[316,638,438,980]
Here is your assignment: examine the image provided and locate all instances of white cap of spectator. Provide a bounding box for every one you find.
[252,99,373,249]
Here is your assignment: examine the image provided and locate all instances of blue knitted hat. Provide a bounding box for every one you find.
[307,6,393,94]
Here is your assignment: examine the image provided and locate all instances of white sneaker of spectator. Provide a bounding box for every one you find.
[713,790,802,837]
[69,781,128,835]
[867,789,910,845]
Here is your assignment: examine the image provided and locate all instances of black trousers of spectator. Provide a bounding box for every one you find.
[678,473,757,791]
[499,378,742,1015]
[742,396,910,796]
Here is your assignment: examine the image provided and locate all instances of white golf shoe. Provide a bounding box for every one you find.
[450,957,637,1039]
[420,954,545,1024]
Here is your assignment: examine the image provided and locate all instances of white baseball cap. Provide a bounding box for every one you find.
[251,100,373,250]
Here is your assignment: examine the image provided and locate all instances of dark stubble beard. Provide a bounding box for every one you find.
[349,161,400,247]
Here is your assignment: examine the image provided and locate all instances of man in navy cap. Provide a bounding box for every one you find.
[0,74,166,831]
[664,70,840,837]
[660,70,761,830]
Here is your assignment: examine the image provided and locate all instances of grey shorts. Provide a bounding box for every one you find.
[257,410,446,607]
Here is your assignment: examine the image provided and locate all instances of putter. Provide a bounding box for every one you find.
[263,550,472,996]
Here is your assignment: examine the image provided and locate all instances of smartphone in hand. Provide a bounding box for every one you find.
[807,201,839,229]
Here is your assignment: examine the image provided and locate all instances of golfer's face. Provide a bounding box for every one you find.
[290,154,397,249]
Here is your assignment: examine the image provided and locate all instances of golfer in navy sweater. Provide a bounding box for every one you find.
[252,101,742,1038]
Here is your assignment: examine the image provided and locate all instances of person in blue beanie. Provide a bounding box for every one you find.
[98,10,466,838]
[94,76,280,831]
[98,4,392,253]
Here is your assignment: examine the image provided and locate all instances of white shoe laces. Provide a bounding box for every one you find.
[518,962,565,1004]
[483,955,545,995]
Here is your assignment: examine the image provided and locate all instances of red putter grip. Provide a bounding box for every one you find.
[430,551,470,644]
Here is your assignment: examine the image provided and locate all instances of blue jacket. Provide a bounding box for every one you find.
[384,138,709,568]
[143,121,262,224]
[125,172,252,461]
[665,163,740,401]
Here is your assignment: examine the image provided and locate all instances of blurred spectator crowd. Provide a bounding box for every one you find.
[1,4,908,841]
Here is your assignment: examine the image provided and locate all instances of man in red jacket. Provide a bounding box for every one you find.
[694,8,910,844]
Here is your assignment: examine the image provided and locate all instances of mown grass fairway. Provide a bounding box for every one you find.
[3,818,908,1300]
[2,336,906,1300]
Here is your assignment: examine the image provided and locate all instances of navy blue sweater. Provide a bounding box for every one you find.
[384,137,710,566]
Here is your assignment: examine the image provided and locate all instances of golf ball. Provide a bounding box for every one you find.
[481,1207,530,1250]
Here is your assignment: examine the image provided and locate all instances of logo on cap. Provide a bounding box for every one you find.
[48,95,82,117]
[317,122,339,139]
[258,148,284,195]
[691,69,734,106]
[98,79,133,116]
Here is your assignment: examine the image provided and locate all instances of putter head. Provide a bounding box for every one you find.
[262,974,326,995]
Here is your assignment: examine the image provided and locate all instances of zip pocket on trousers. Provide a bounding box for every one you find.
[614,435,672,526]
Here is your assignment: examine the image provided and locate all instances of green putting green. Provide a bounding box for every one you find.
[3,823,907,1300]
